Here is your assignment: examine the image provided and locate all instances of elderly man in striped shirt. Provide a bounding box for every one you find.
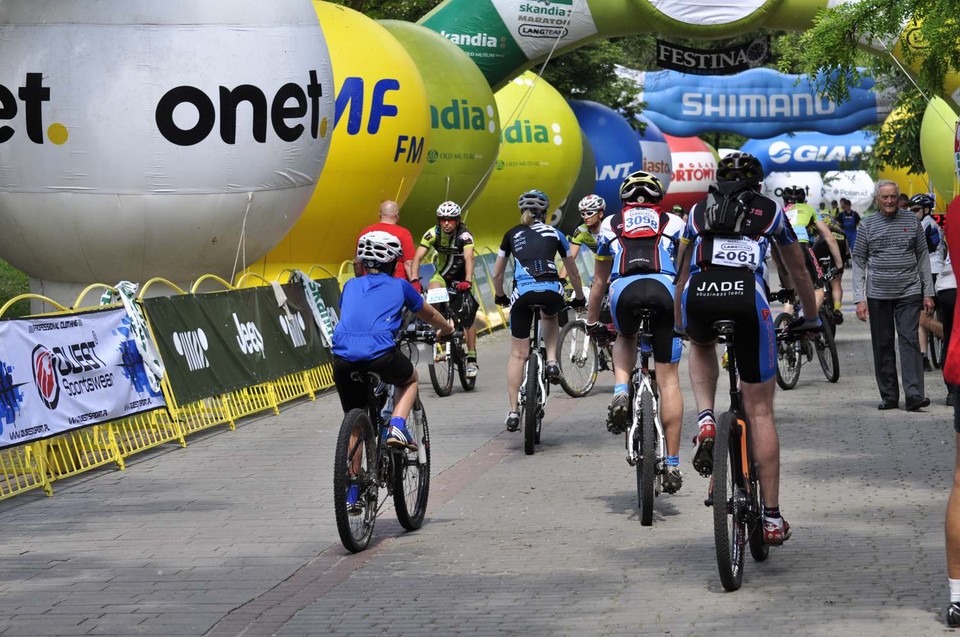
[853,179,936,411]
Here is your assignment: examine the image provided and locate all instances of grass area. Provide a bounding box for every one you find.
[0,259,30,318]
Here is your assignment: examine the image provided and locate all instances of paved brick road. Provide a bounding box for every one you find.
[0,288,956,636]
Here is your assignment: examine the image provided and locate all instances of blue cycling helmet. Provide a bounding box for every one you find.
[909,193,935,210]
[518,189,550,217]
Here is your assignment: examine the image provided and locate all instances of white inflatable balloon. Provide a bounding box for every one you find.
[0,0,335,294]
[763,171,824,209]
[822,170,875,214]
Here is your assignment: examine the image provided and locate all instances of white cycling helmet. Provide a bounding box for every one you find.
[436,201,462,219]
[578,194,605,217]
[357,230,403,268]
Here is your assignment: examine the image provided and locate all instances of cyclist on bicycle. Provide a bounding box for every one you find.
[674,152,820,545]
[492,189,587,432]
[780,185,844,322]
[333,231,454,459]
[584,170,686,492]
[410,201,481,379]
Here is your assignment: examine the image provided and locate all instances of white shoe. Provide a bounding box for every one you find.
[465,362,478,378]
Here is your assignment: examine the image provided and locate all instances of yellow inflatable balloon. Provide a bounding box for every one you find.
[250,1,431,280]
[466,72,582,251]
[920,96,959,205]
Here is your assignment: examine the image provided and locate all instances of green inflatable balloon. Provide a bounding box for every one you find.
[920,96,959,204]
[555,129,598,236]
[381,20,501,237]
[466,72,583,250]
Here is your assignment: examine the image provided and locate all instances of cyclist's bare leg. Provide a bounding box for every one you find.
[741,378,780,507]
[946,433,960,578]
[507,336,531,412]
[656,361,683,457]
[391,370,419,421]
[542,315,560,362]
[831,276,843,308]
[688,341,719,415]
[466,326,477,353]
[612,333,637,386]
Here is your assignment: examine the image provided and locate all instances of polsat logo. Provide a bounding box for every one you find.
[32,345,60,410]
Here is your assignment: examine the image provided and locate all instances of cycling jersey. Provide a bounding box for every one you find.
[596,204,684,281]
[784,202,820,243]
[419,223,474,282]
[569,223,611,261]
[498,222,570,299]
[333,273,423,362]
[682,192,795,283]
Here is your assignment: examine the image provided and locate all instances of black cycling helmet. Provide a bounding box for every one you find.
[717,151,764,185]
[909,193,935,210]
[619,170,664,204]
[781,186,806,204]
[518,189,550,219]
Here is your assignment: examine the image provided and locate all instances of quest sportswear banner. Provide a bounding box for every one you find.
[0,308,166,449]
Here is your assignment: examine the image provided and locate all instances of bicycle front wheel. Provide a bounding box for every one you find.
[523,356,539,455]
[393,400,430,530]
[815,316,840,383]
[557,320,599,398]
[713,412,746,591]
[428,340,455,397]
[334,409,378,553]
[774,313,801,390]
[455,336,476,391]
[637,389,657,526]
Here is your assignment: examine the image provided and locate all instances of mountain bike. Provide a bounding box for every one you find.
[816,256,841,337]
[425,286,475,397]
[624,309,668,526]
[710,320,768,591]
[556,318,615,397]
[773,289,839,388]
[519,305,551,455]
[333,372,430,553]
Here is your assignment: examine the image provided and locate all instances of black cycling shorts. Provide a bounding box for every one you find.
[609,276,680,364]
[333,348,414,413]
[802,242,825,289]
[681,270,776,384]
[509,290,564,339]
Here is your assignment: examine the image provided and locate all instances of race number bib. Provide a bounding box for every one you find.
[622,208,659,238]
[711,238,761,270]
[426,288,450,304]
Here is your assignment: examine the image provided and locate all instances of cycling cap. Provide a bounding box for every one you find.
[578,194,605,216]
[518,189,550,214]
[436,201,462,219]
[909,193,935,210]
[357,230,403,267]
[619,170,664,203]
[781,186,806,204]
[717,152,764,185]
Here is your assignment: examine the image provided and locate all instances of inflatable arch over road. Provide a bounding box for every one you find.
[418,0,960,113]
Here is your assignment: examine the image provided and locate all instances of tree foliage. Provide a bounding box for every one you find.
[779,0,960,174]
[328,0,441,22]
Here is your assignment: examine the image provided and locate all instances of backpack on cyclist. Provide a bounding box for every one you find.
[701,181,758,236]
[612,204,673,277]
[925,220,942,253]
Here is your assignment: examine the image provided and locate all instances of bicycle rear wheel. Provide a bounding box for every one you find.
[774,313,801,390]
[334,409,378,553]
[428,340,455,397]
[455,336,476,391]
[557,319,599,397]
[713,412,746,591]
[815,315,840,383]
[636,389,656,526]
[393,400,431,530]
[523,356,539,455]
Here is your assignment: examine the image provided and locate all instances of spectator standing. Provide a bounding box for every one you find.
[838,198,862,265]
[354,200,415,281]
[941,203,960,627]
[938,249,956,405]
[852,180,936,411]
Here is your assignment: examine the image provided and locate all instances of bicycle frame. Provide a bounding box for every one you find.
[716,323,758,500]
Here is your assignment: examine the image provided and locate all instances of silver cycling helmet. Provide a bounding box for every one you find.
[357,230,403,268]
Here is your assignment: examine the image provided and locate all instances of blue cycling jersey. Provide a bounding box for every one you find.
[333,273,423,362]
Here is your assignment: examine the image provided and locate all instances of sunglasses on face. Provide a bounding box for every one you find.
[910,207,922,213]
